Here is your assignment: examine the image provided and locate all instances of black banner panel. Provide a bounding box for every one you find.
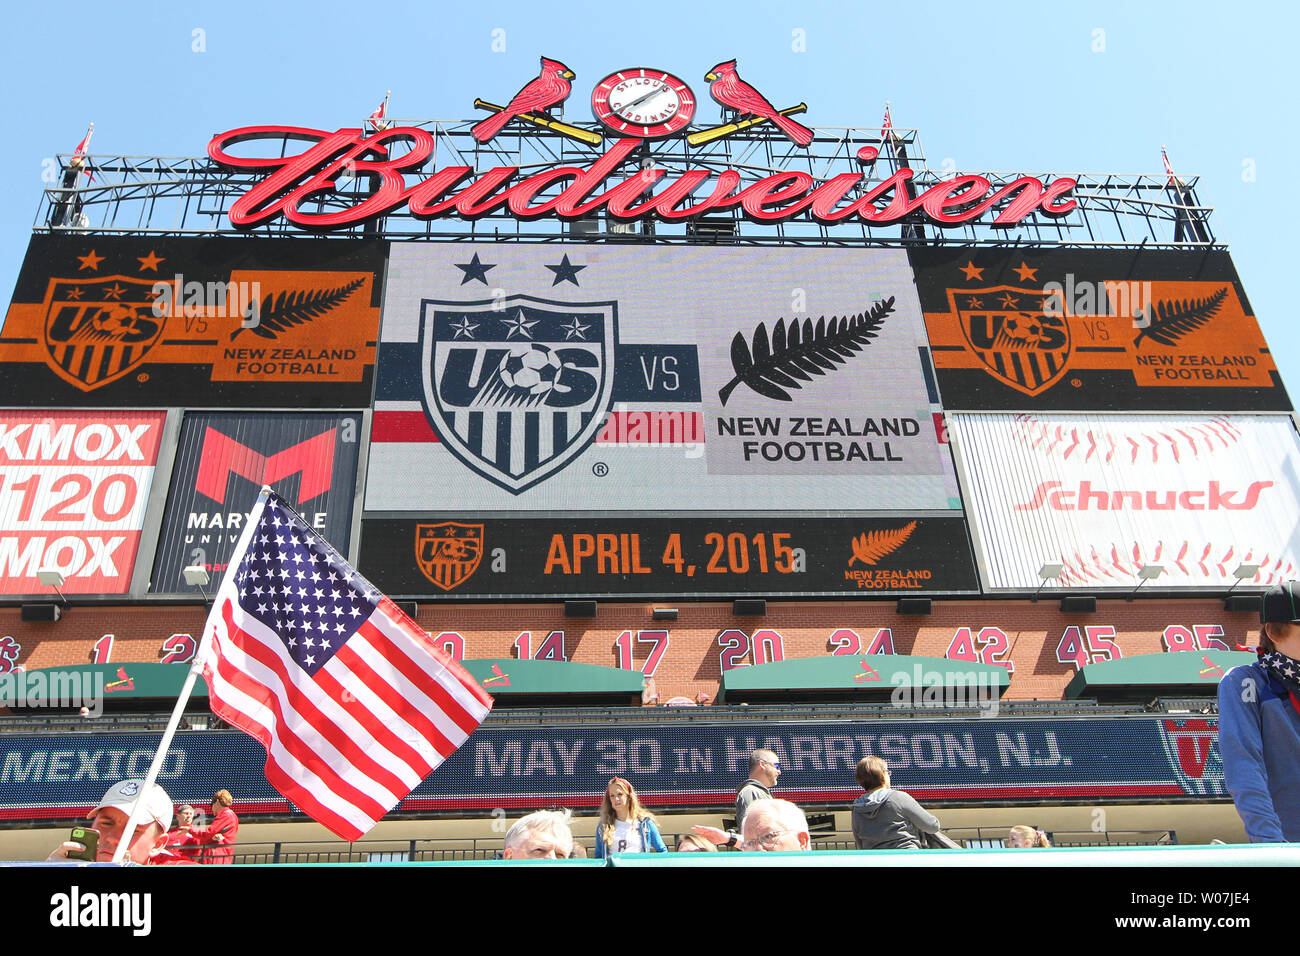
[357,515,979,598]
[150,412,362,593]
[0,235,384,408]
[910,247,1291,411]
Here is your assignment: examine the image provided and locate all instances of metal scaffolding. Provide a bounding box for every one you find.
[35,118,1218,249]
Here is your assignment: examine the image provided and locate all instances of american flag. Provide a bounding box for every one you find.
[200,489,492,840]
[368,91,391,132]
[71,122,95,183]
[881,101,894,147]
[1161,145,1177,185]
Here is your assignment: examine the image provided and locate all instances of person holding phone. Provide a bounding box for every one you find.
[47,780,196,865]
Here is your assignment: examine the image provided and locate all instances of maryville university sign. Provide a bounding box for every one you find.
[207,57,1077,232]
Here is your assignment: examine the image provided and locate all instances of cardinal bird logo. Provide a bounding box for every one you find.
[105,666,135,693]
[471,57,577,143]
[1198,655,1225,679]
[704,59,814,147]
[853,659,882,683]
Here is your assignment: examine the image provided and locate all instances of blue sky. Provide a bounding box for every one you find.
[2,0,1296,394]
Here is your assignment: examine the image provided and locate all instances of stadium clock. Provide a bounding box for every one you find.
[591,68,696,139]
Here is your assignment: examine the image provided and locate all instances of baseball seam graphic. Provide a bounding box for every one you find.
[1011,414,1241,463]
[1056,543,1292,585]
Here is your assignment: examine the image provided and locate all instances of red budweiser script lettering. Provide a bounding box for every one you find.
[1014,480,1273,511]
[207,128,1078,230]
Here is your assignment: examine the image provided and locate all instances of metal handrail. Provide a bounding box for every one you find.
[222,826,1178,864]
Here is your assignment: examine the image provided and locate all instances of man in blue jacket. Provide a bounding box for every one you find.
[1217,580,1300,842]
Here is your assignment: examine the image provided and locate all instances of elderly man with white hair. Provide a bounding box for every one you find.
[502,809,576,860]
[739,798,811,852]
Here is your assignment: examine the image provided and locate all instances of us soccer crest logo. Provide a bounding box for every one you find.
[42,275,165,391]
[949,286,1070,396]
[415,522,484,592]
[420,294,617,494]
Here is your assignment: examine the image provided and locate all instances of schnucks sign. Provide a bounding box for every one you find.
[207,57,1078,232]
[951,413,1300,590]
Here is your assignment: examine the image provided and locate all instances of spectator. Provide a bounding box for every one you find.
[47,780,195,865]
[1006,825,1051,848]
[851,756,941,849]
[739,799,810,852]
[1219,580,1300,842]
[185,789,239,864]
[502,809,574,860]
[735,749,780,830]
[675,832,718,852]
[594,776,666,858]
[687,748,781,849]
[166,804,201,860]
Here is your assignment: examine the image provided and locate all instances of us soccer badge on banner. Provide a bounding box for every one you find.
[368,244,960,512]
[0,236,384,409]
[911,247,1291,412]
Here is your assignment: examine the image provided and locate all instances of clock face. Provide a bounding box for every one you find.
[591,68,696,139]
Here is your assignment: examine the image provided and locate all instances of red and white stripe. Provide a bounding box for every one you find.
[203,587,491,840]
[368,91,391,131]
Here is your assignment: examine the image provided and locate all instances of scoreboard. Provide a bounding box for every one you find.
[0,236,1291,600]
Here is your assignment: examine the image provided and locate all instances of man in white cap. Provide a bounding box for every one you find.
[47,780,195,865]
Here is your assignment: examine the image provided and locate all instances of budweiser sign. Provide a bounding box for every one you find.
[209,131,1076,231]
[206,58,1077,233]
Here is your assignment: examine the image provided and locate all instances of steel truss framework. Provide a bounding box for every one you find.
[35,118,1219,249]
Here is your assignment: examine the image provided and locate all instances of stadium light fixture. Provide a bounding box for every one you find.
[1127,564,1165,601]
[1031,563,1064,603]
[36,567,69,609]
[1224,563,1264,610]
[183,565,212,605]
[652,608,679,622]
[1226,563,1262,595]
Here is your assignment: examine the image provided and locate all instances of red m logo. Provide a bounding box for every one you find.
[194,427,336,504]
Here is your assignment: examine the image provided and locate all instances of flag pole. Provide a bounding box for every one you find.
[112,487,272,864]
[110,648,208,863]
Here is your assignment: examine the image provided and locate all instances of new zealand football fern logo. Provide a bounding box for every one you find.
[232,278,365,341]
[718,297,894,405]
[1132,288,1228,349]
[848,521,917,567]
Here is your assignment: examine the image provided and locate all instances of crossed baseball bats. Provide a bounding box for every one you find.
[472,99,809,147]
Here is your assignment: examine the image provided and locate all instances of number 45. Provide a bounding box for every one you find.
[1056,625,1122,669]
